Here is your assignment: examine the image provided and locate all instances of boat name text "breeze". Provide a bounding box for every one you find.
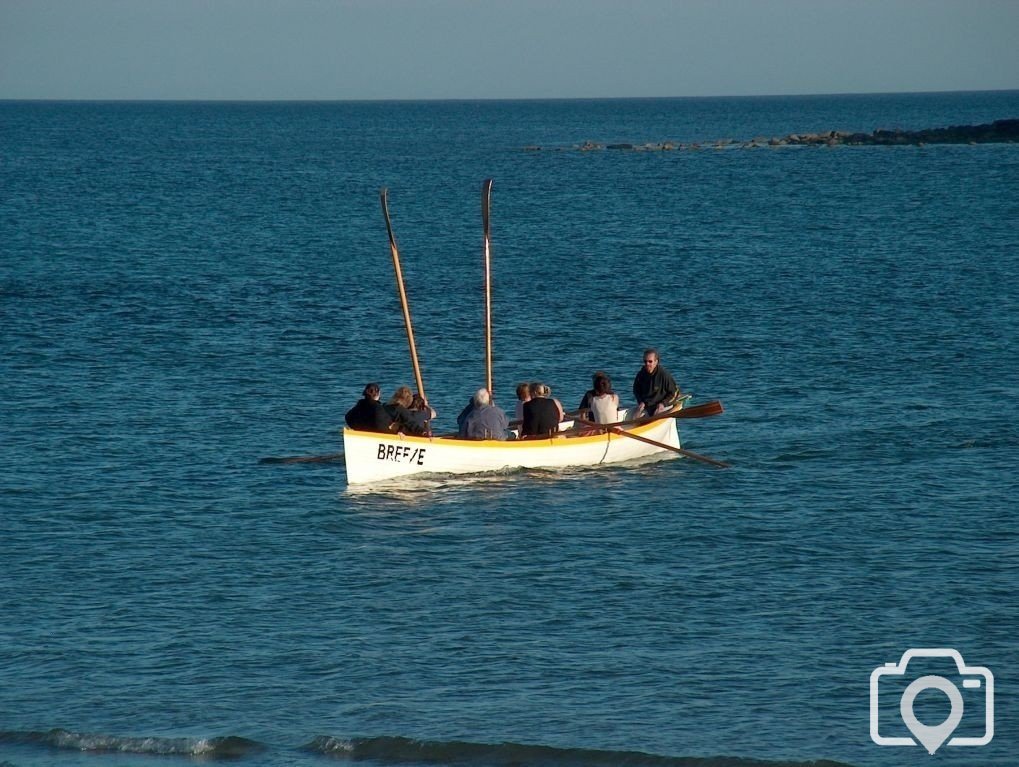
[377,444,426,465]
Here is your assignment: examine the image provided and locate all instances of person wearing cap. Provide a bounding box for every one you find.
[632,348,680,418]
[345,383,394,433]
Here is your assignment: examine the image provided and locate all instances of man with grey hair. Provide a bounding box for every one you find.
[460,388,510,440]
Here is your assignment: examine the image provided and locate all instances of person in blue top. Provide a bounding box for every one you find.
[460,388,509,440]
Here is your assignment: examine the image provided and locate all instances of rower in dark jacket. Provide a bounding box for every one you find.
[632,348,679,417]
[345,383,394,433]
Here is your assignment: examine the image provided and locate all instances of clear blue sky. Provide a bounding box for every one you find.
[1,0,1016,100]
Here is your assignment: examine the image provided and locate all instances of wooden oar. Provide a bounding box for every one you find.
[380,187,426,400]
[482,178,494,393]
[592,399,724,430]
[576,417,730,468]
[670,399,724,420]
[506,401,722,431]
[259,452,345,465]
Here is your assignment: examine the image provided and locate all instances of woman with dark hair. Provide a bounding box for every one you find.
[578,370,611,414]
[589,374,620,424]
[345,383,393,433]
[408,392,436,436]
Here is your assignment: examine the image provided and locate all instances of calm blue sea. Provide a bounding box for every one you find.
[2,92,1018,767]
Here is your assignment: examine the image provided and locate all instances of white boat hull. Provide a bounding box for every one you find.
[343,415,681,485]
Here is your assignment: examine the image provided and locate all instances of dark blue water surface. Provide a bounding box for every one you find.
[2,93,1018,767]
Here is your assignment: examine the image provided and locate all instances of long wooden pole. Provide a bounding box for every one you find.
[380,188,426,400]
[481,178,494,394]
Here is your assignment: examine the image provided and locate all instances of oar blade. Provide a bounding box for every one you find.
[481,178,493,236]
[381,187,398,251]
[674,400,724,419]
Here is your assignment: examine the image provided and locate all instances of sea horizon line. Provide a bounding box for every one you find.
[2,87,1017,105]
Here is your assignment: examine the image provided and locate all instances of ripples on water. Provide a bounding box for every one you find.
[2,93,1018,767]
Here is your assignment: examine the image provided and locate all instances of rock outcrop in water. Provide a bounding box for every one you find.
[522,119,1019,152]
[785,118,1019,146]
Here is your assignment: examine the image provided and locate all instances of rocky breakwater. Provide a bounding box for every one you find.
[784,119,1019,146]
[522,119,1019,152]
